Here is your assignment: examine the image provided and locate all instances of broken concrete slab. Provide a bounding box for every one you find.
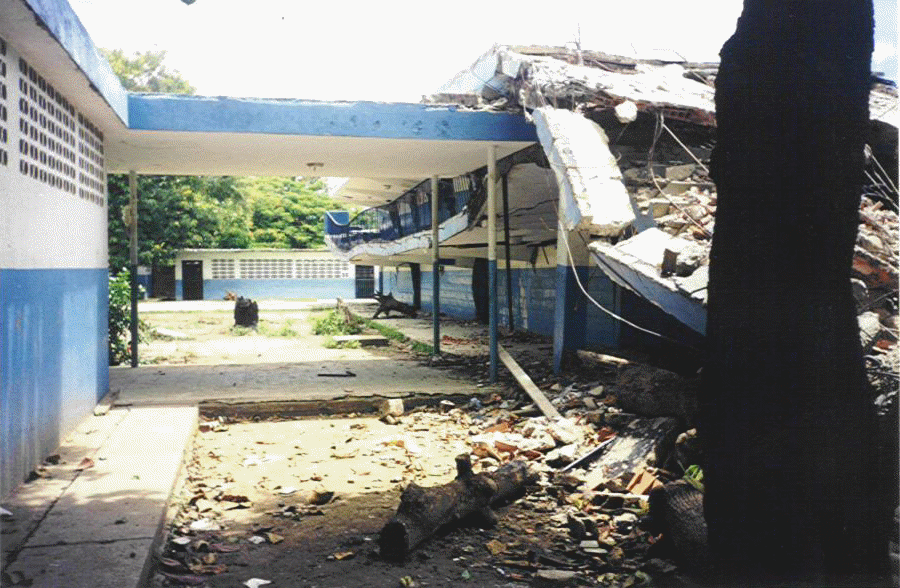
[532,107,635,236]
[580,417,680,492]
[589,230,707,334]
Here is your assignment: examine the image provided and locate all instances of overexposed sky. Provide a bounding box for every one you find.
[70,0,897,102]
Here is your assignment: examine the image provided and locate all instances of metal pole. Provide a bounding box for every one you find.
[128,170,139,368]
[431,175,440,356]
[502,173,514,331]
[487,146,498,382]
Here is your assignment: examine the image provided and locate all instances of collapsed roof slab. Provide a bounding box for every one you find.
[589,229,707,335]
[533,107,635,236]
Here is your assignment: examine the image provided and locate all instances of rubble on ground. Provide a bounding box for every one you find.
[154,341,711,587]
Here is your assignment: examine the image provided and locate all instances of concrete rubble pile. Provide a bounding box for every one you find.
[432,45,898,370]
[487,46,899,387]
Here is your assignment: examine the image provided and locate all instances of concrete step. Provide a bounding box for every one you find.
[1,406,197,588]
[331,334,389,346]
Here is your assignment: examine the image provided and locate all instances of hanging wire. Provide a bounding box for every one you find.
[660,121,711,174]
[554,215,702,351]
[870,150,898,193]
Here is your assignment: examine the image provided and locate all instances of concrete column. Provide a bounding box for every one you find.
[502,173,514,330]
[552,226,589,374]
[487,145,498,382]
[431,175,440,356]
[128,171,139,368]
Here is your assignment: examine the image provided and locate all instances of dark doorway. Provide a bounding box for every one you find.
[153,264,176,299]
[355,265,375,298]
[410,263,421,309]
[181,260,203,300]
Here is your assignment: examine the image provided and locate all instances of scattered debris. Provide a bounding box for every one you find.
[498,346,562,419]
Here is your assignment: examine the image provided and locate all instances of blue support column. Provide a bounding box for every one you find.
[553,226,589,374]
[552,264,589,373]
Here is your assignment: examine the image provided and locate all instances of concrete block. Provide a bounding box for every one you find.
[649,198,670,218]
[665,164,696,181]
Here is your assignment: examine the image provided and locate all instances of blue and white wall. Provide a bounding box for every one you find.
[0,38,109,496]
[381,247,621,349]
[174,249,356,300]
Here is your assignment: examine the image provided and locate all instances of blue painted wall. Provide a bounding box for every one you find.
[382,265,620,349]
[419,269,477,320]
[176,278,356,301]
[0,268,108,497]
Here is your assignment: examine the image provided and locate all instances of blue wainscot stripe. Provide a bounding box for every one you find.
[390,266,621,350]
[128,95,539,142]
[1,268,108,498]
[177,279,357,301]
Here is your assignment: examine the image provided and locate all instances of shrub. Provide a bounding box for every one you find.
[110,269,150,365]
[312,310,362,336]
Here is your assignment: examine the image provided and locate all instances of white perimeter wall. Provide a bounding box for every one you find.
[174,249,352,280]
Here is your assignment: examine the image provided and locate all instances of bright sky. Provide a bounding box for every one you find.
[70,0,897,102]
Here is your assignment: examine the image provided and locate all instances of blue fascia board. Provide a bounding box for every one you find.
[128,94,538,142]
[23,0,129,123]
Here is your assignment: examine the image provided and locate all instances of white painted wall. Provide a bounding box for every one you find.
[0,41,107,271]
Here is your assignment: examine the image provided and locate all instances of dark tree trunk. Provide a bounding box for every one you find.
[378,455,535,560]
[704,1,890,585]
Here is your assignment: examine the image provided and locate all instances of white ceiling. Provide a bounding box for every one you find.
[106,131,535,206]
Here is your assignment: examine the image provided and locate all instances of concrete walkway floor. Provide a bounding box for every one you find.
[1,311,494,588]
[1,405,197,588]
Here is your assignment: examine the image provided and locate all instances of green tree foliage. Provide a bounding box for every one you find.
[239,177,336,249]
[100,49,195,94]
[104,50,342,278]
[108,175,253,271]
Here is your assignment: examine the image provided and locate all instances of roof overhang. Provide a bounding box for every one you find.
[109,96,537,205]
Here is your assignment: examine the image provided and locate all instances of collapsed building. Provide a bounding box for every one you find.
[326,45,899,386]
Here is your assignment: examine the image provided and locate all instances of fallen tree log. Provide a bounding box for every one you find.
[379,454,536,560]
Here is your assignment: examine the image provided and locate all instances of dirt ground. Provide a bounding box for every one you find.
[151,409,675,588]
[142,307,701,588]
[139,310,375,366]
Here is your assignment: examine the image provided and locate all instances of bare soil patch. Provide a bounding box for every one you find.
[139,310,374,366]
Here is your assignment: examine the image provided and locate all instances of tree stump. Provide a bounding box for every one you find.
[378,455,535,560]
[234,296,258,327]
[372,292,418,319]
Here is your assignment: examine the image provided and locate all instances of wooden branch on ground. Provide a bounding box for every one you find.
[378,454,536,560]
[498,345,561,419]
